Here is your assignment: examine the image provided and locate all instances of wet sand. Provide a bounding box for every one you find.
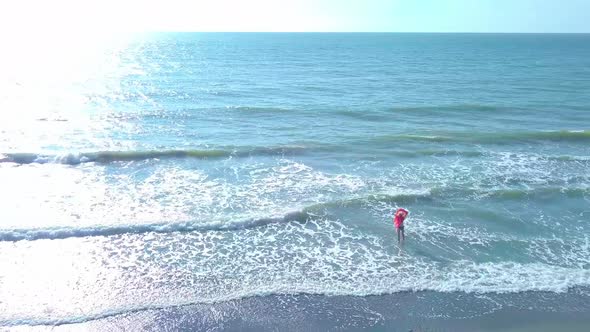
[10,288,590,331]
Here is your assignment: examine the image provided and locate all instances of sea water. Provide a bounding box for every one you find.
[0,33,589,327]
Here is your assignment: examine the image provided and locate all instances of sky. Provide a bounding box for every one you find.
[1,0,589,34]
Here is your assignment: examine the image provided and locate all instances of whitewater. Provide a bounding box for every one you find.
[1,33,589,328]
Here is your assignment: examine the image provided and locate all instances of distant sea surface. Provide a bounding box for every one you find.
[1,33,589,328]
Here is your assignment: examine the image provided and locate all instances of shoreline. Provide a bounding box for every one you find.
[9,288,590,331]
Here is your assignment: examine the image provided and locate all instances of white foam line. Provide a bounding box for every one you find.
[0,212,307,241]
[3,265,589,327]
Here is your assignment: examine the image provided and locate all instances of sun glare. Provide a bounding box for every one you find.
[0,1,140,153]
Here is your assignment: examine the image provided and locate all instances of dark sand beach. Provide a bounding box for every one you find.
[11,288,590,331]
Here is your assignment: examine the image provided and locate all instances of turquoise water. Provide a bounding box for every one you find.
[0,33,589,326]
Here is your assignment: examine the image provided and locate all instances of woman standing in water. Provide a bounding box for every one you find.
[394,208,409,242]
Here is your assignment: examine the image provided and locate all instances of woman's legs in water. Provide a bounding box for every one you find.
[396,226,405,242]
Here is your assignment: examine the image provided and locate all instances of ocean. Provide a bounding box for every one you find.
[1,33,589,330]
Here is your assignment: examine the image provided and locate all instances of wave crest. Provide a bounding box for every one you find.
[372,130,590,144]
[0,210,311,242]
[0,146,308,165]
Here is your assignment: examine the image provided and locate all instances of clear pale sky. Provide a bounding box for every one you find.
[1,0,589,34]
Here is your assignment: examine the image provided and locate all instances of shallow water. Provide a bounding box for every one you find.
[1,33,589,327]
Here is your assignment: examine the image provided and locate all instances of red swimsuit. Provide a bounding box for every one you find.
[394,208,408,228]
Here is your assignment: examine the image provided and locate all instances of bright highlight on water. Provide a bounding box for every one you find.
[0,33,589,329]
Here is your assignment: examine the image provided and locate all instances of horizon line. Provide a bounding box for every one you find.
[136,31,590,34]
